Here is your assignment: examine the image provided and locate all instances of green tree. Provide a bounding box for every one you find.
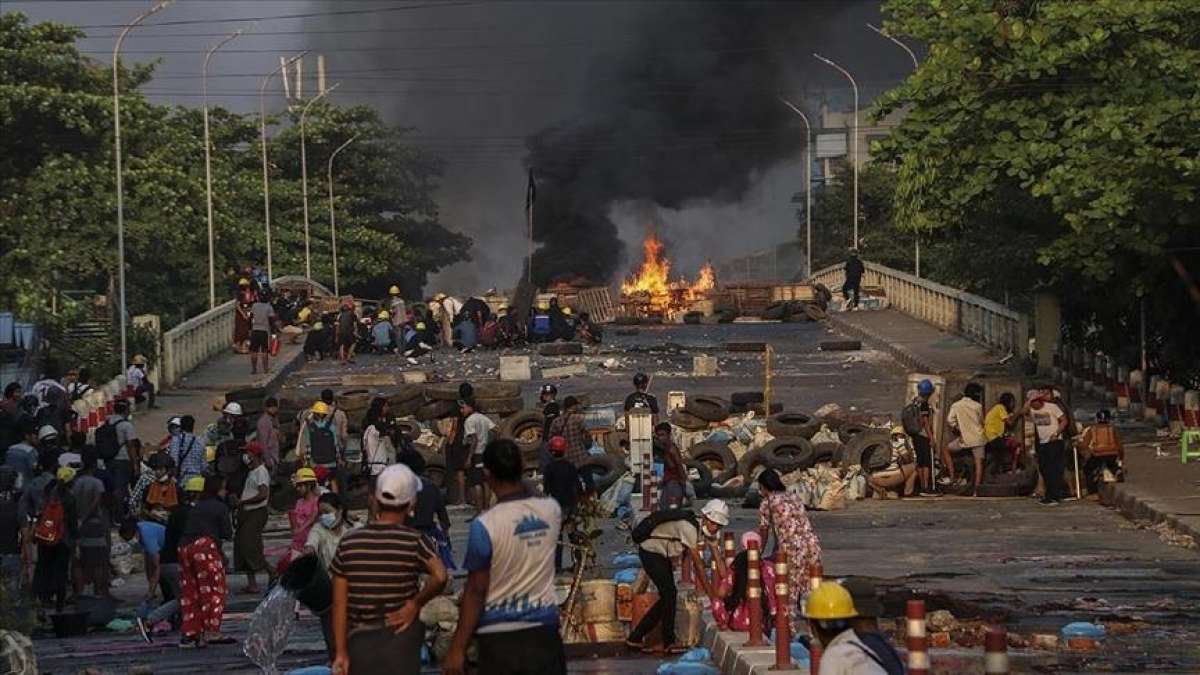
[804,160,914,274]
[874,0,1200,379]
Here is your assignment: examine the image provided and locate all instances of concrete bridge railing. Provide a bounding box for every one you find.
[809,261,1029,358]
[160,275,333,388]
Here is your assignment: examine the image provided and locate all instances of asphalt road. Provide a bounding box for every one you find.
[29,321,1200,673]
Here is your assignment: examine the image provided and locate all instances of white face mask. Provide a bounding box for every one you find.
[156,472,170,483]
[242,455,254,466]
[891,438,907,448]
[319,513,338,529]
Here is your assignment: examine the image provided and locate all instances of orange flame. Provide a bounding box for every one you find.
[621,234,716,313]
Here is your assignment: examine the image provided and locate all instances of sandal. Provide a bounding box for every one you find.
[207,634,236,645]
[624,639,644,650]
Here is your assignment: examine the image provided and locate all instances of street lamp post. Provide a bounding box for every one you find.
[867,23,922,276]
[202,27,247,309]
[299,83,338,281]
[778,97,813,278]
[259,51,309,282]
[112,0,172,375]
[813,53,859,250]
[327,134,360,297]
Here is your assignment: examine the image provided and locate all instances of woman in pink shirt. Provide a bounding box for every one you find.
[711,532,777,632]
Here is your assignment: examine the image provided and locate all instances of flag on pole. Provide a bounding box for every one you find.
[525,168,536,212]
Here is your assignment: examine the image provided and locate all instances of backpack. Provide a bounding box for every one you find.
[33,495,67,546]
[853,632,906,675]
[631,508,697,545]
[95,421,121,461]
[901,399,925,437]
[308,421,338,466]
[146,480,179,511]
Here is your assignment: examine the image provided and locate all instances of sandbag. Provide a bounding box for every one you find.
[0,630,37,675]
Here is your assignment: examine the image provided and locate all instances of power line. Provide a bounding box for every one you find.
[77,26,497,39]
[69,1,484,29]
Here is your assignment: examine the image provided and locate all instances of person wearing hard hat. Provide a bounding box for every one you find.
[901,378,937,495]
[177,475,233,648]
[867,427,918,498]
[126,353,156,409]
[330,463,448,675]
[626,499,725,655]
[371,310,397,353]
[297,399,347,493]
[30,466,80,614]
[805,580,891,675]
[401,321,433,365]
[840,577,906,672]
[277,467,321,574]
[388,285,407,330]
[205,401,249,449]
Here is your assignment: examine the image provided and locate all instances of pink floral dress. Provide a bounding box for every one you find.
[758,491,822,618]
[277,494,319,573]
[711,561,777,630]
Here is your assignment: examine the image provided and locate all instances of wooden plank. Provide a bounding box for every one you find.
[341,373,396,386]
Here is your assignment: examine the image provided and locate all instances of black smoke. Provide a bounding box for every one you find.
[526,2,817,285]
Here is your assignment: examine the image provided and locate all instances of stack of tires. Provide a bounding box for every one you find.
[760,299,828,323]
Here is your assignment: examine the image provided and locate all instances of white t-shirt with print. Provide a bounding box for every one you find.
[1031,402,1066,444]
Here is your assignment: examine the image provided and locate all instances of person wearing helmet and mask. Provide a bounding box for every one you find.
[135,474,208,642]
[624,373,659,416]
[805,581,890,675]
[901,379,938,495]
[277,468,321,574]
[297,400,347,494]
[233,441,272,594]
[626,499,724,655]
[330,464,448,675]
[371,310,396,353]
[402,321,433,365]
[128,451,178,523]
[944,382,987,495]
[1077,409,1125,494]
[387,285,407,330]
[757,468,822,628]
[867,427,917,498]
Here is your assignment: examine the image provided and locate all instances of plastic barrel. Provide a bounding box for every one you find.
[0,311,12,345]
[13,322,34,349]
[279,553,332,614]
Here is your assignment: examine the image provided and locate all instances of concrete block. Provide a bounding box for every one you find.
[542,364,587,379]
[401,371,428,384]
[499,356,532,381]
[693,356,718,377]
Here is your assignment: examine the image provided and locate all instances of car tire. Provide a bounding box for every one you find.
[688,441,739,485]
[761,437,816,473]
[580,454,626,494]
[730,391,765,407]
[838,423,870,445]
[476,396,523,417]
[746,402,784,416]
[670,409,709,431]
[685,395,730,423]
[416,399,457,422]
[842,430,891,469]
[498,410,545,456]
[767,412,818,439]
[804,303,828,321]
[812,441,842,464]
[685,459,714,499]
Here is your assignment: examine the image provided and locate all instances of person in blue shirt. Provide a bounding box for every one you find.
[120,518,167,606]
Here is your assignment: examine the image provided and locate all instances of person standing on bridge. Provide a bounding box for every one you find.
[249,291,278,375]
[843,248,865,310]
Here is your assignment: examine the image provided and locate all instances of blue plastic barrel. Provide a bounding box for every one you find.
[0,312,12,345]
[13,322,34,349]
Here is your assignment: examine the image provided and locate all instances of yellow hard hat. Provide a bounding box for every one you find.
[563,307,573,315]
[131,354,148,365]
[804,581,857,620]
[378,310,390,320]
[433,293,447,302]
[184,476,206,493]
[389,285,401,295]
[57,466,77,483]
[416,322,427,331]
[293,467,317,484]
[891,426,906,436]
[311,401,331,415]
[238,278,250,286]
[312,321,324,330]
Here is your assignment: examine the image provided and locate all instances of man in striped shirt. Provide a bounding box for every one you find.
[330,464,448,675]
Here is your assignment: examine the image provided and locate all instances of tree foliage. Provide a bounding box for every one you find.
[874,0,1200,379]
[0,13,469,326]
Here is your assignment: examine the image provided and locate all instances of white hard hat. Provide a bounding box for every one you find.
[38,425,59,441]
[222,402,243,416]
[701,499,730,527]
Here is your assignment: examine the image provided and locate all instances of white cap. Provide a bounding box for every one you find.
[38,425,59,441]
[374,463,421,508]
[222,402,243,416]
[700,499,730,527]
[58,452,82,468]
[167,416,183,428]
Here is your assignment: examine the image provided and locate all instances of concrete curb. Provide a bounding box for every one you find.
[1099,480,1200,543]
[823,313,943,375]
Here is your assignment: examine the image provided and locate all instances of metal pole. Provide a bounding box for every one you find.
[814,53,858,249]
[300,83,338,280]
[202,27,247,309]
[259,51,308,282]
[866,24,921,275]
[778,97,812,276]
[113,0,172,375]
[327,134,359,297]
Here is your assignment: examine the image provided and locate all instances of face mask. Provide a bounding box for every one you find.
[242,455,254,466]
[319,513,338,529]
[892,438,906,448]
[156,472,170,482]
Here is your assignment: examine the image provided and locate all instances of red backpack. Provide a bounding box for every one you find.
[33,496,66,546]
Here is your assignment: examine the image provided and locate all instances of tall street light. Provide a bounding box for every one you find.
[814,52,859,250]
[113,0,172,375]
[327,134,360,297]
[867,22,922,276]
[202,26,248,309]
[299,82,338,280]
[778,97,813,278]
[259,50,308,282]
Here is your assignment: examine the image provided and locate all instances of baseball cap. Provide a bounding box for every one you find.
[540,384,558,396]
[58,452,82,468]
[167,416,183,429]
[244,441,264,456]
[375,464,421,508]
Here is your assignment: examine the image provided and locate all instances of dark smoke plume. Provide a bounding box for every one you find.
[526,2,814,285]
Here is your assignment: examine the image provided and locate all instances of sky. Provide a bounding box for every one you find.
[9,0,916,294]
